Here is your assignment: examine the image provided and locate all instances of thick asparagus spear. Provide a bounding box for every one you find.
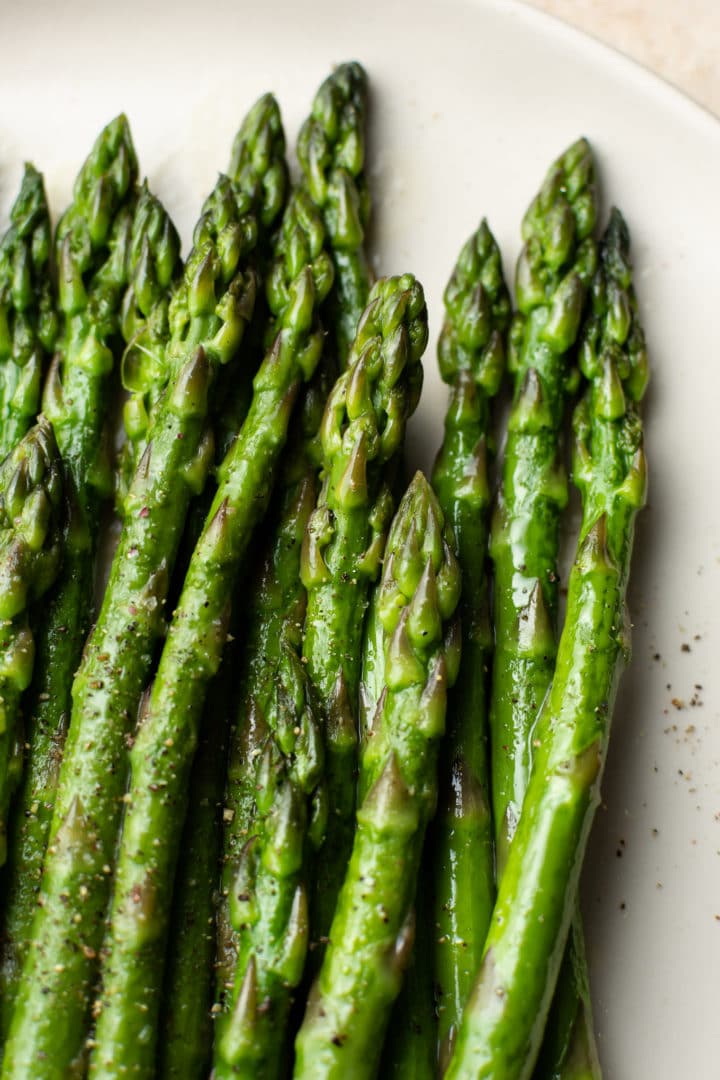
[446,209,648,1080]
[0,165,57,457]
[0,120,137,1034]
[88,188,332,1077]
[430,219,511,1066]
[298,61,371,365]
[294,472,461,1079]
[0,418,63,859]
[2,102,286,1080]
[301,273,427,950]
[214,644,325,1080]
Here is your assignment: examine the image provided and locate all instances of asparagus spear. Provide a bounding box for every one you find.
[430,219,511,1065]
[115,182,182,507]
[157,650,234,1080]
[301,273,427,950]
[294,471,461,1079]
[0,418,63,859]
[298,61,371,365]
[2,102,286,1080]
[378,873,438,1079]
[0,120,137,1035]
[215,68,374,1011]
[0,165,57,458]
[88,188,332,1077]
[489,138,597,861]
[487,140,600,1077]
[214,644,325,1080]
[446,209,648,1080]
[118,95,286,508]
[216,462,318,986]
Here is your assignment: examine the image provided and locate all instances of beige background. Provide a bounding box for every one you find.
[524,0,720,115]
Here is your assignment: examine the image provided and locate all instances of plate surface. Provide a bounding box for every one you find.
[2,1,719,1075]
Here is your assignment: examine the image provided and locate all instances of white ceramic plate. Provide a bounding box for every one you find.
[2,1,719,1076]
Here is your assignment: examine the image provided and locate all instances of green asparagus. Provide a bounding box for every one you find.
[119,94,286,507]
[2,102,286,1080]
[0,165,57,458]
[0,418,63,860]
[294,471,461,1078]
[157,649,234,1080]
[0,119,138,1037]
[301,273,427,950]
[214,644,325,1079]
[116,182,182,508]
[446,208,648,1080]
[489,138,597,860]
[88,188,332,1077]
[487,140,600,1078]
[216,464,318,989]
[430,219,511,1065]
[298,61,371,365]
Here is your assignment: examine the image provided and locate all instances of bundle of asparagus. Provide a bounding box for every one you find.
[0,60,647,1080]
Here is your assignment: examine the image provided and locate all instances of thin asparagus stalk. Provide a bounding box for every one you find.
[157,651,234,1080]
[430,219,511,1066]
[378,868,438,1079]
[216,462,318,985]
[88,188,332,1077]
[294,471,461,1079]
[118,96,286,508]
[298,61,371,365]
[0,164,57,458]
[0,419,64,858]
[487,139,600,1078]
[214,644,325,1080]
[446,208,648,1080]
[115,182,182,508]
[301,273,427,951]
[2,100,286,1080]
[0,119,138,1037]
[489,138,597,862]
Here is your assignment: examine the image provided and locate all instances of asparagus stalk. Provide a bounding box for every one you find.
[489,138,597,861]
[0,165,57,457]
[487,140,600,1077]
[118,95,286,508]
[298,61,371,365]
[157,652,234,1080]
[301,273,427,950]
[378,872,438,1079]
[115,182,182,507]
[446,209,648,1080]
[0,418,63,859]
[214,644,325,1080]
[215,68,374,1016]
[216,463,318,984]
[88,188,332,1077]
[2,101,286,1080]
[0,120,138,1035]
[430,219,511,1065]
[294,471,461,1078]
